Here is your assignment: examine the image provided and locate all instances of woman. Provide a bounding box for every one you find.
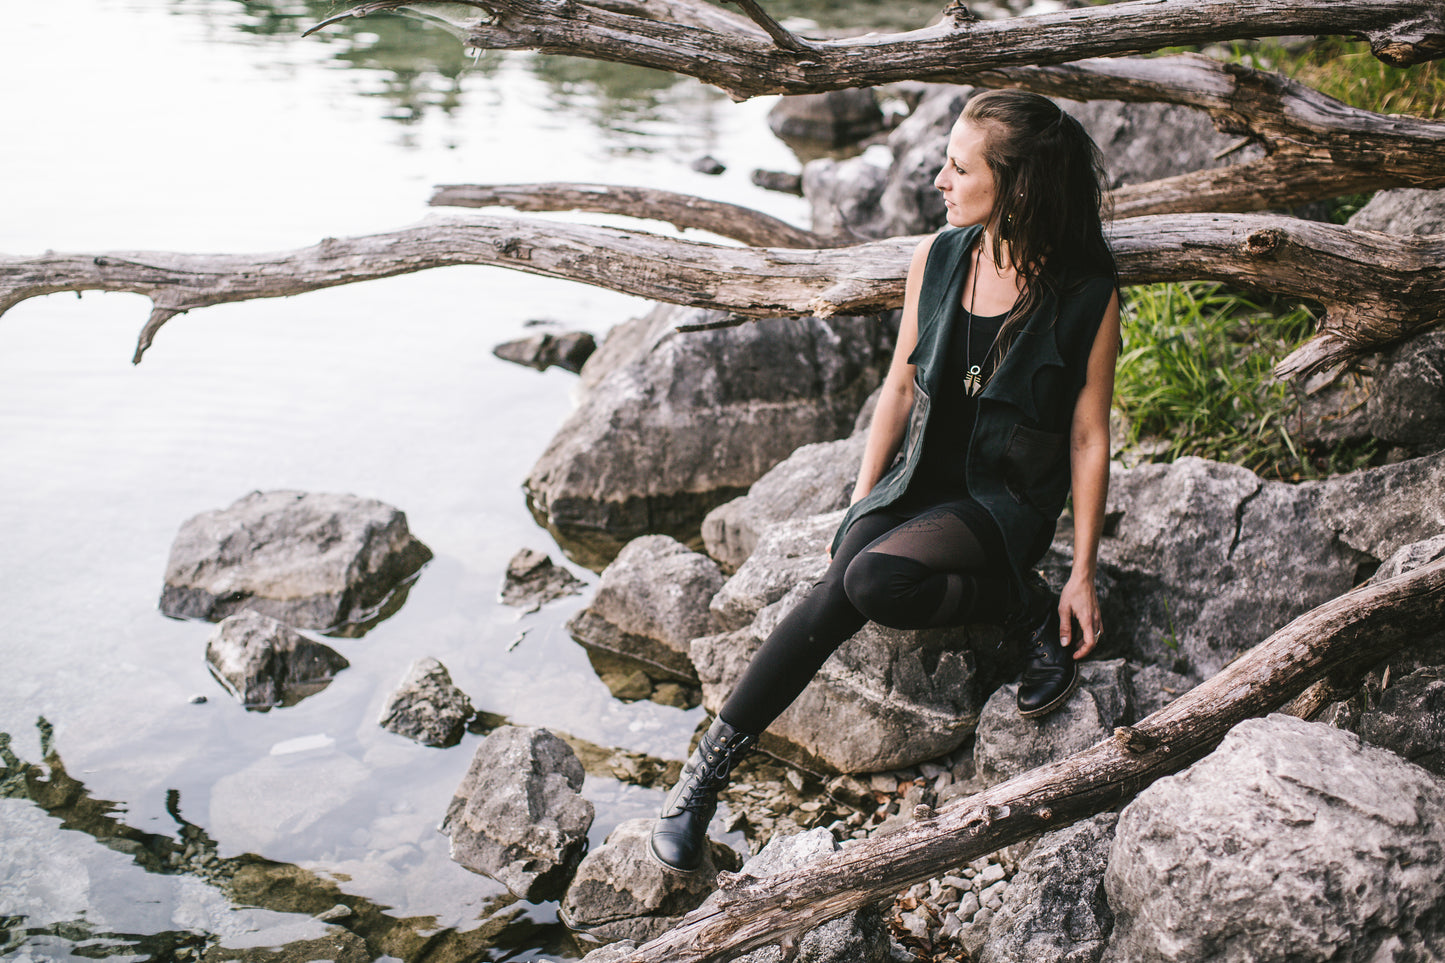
[650,90,1122,874]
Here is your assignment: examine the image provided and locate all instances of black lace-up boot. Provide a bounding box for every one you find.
[1010,575,1079,719]
[648,717,757,874]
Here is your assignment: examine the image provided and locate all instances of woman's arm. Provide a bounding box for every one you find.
[850,235,934,505]
[1058,289,1122,658]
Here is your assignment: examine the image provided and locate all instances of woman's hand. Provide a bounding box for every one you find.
[1058,571,1102,659]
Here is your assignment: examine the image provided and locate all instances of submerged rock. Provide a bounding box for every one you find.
[160,490,433,637]
[559,818,739,942]
[204,612,349,710]
[494,329,597,374]
[377,657,475,748]
[1104,714,1445,963]
[440,726,594,903]
[499,548,587,612]
[567,535,724,683]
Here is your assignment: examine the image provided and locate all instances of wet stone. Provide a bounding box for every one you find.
[205,612,349,710]
[377,656,475,748]
[499,548,587,612]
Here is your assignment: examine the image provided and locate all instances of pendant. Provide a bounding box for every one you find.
[964,365,983,396]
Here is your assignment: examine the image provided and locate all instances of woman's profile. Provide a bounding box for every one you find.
[650,89,1123,874]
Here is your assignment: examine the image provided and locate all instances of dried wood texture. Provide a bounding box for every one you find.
[972,54,1445,217]
[613,556,1445,963]
[429,183,829,248]
[313,0,1445,99]
[3,213,1441,374]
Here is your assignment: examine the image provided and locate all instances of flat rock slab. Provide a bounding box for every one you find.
[161,490,433,637]
[500,548,587,613]
[205,611,349,710]
[440,726,594,903]
[378,657,476,748]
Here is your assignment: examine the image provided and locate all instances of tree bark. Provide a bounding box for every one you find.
[971,54,1445,217]
[2,212,1438,374]
[429,183,830,248]
[611,555,1445,963]
[312,0,1445,100]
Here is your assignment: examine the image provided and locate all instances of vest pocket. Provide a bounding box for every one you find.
[1002,424,1069,510]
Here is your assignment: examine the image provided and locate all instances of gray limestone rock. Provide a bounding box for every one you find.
[802,155,891,242]
[1103,714,1445,963]
[727,828,890,963]
[493,329,597,374]
[566,535,725,682]
[1358,666,1445,778]
[702,434,866,571]
[499,547,587,612]
[974,660,1134,788]
[204,612,349,710]
[1306,448,1445,566]
[161,490,432,637]
[579,940,641,963]
[440,726,595,903]
[559,818,740,942]
[979,813,1118,963]
[694,514,988,774]
[877,86,972,237]
[525,303,890,564]
[1061,98,1263,191]
[1367,330,1445,454]
[1097,457,1369,679]
[1127,662,1195,720]
[377,657,475,748]
[1347,187,1445,236]
[768,88,885,149]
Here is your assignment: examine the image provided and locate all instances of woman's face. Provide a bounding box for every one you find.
[934,119,998,230]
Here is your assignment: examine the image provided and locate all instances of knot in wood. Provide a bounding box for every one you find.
[1113,725,1159,753]
[1037,807,1053,821]
[491,237,532,259]
[1242,228,1285,256]
[715,870,748,892]
[945,1,980,23]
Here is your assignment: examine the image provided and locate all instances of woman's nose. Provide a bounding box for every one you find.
[934,168,948,190]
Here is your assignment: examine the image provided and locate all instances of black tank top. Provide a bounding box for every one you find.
[908,303,1008,501]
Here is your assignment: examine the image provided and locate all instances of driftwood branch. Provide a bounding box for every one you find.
[3,213,1441,374]
[311,0,1445,100]
[970,54,1445,218]
[429,183,830,248]
[614,556,1445,963]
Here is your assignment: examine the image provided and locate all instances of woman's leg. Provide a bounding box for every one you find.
[841,501,1012,630]
[718,510,902,734]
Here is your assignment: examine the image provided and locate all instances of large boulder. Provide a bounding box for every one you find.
[1306,447,1445,567]
[701,433,866,571]
[1347,186,1445,235]
[160,490,433,637]
[973,660,1134,788]
[204,612,349,710]
[1096,457,1369,679]
[977,813,1119,963]
[559,818,740,942]
[876,86,971,237]
[525,303,891,565]
[801,155,891,243]
[767,89,885,150]
[727,828,891,963]
[1061,98,1262,191]
[693,513,990,773]
[1103,714,1445,963]
[1366,330,1445,455]
[440,726,595,903]
[377,657,475,748]
[567,535,726,682]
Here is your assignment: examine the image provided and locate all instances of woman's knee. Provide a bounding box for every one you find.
[843,552,906,622]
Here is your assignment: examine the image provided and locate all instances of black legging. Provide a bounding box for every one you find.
[719,500,1013,735]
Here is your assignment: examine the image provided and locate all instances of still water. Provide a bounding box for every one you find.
[0,1,907,958]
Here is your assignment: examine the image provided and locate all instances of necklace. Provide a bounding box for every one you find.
[963,241,1011,397]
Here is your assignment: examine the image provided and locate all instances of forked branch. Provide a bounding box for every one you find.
[309,0,1445,100]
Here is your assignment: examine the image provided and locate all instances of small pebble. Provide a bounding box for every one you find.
[188,695,208,704]
[974,907,994,929]
[870,774,899,794]
[980,879,1008,909]
[956,892,981,920]
[691,154,726,175]
[980,862,1006,885]
[942,874,969,890]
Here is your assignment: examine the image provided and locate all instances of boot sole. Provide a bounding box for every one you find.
[1018,664,1080,719]
[646,835,703,875]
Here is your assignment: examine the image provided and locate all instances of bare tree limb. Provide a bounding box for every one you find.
[970,54,1445,217]
[611,556,1445,963]
[311,0,1445,100]
[429,183,830,248]
[2,213,1438,373]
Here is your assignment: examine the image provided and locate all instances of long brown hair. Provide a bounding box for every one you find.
[960,90,1115,357]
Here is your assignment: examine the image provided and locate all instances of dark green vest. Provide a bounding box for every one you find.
[832,225,1115,604]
